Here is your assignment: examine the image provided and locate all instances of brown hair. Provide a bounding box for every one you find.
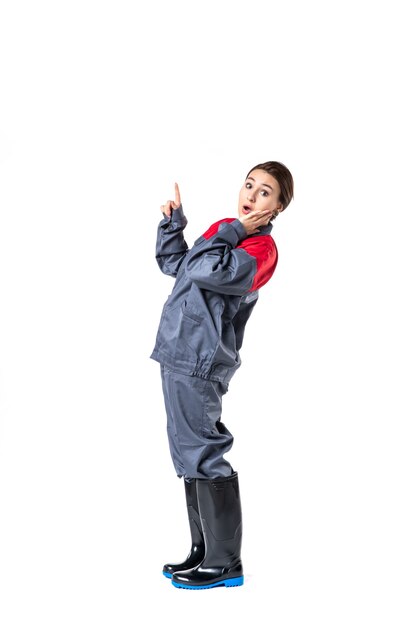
[246,161,294,212]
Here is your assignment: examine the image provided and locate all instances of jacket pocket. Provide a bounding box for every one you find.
[174,302,210,365]
[181,301,203,324]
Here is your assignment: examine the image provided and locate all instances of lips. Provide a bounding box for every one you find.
[242,205,253,214]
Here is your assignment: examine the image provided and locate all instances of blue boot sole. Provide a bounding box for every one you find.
[172,576,244,590]
[162,571,172,579]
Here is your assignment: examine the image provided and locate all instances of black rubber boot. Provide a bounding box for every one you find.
[171,472,244,589]
[162,478,205,579]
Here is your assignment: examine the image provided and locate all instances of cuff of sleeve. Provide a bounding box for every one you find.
[230,219,247,242]
[160,204,187,229]
[171,204,187,226]
[217,219,246,246]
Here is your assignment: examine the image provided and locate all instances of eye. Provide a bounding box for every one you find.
[245,182,252,189]
[260,190,269,197]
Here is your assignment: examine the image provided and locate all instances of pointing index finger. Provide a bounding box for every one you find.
[174,182,181,208]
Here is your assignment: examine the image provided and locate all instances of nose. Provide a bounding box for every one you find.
[247,190,256,202]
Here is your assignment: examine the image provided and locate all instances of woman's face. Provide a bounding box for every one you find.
[238,169,282,220]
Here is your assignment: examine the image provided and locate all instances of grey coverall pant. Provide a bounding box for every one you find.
[160,365,234,479]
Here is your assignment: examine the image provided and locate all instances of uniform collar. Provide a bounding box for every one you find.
[255,221,273,236]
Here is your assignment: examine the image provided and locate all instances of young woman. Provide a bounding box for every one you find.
[151,161,294,589]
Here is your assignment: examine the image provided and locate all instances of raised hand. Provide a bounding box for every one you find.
[160,183,181,218]
[239,209,273,235]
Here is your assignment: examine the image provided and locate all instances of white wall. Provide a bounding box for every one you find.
[1,1,416,624]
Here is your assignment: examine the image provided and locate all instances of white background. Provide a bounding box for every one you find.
[1,1,416,624]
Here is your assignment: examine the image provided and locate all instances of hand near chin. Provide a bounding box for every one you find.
[160,183,181,218]
[239,209,272,235]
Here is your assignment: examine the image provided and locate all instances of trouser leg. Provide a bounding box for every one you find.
[160,365,234,479]
[160,366,186,477]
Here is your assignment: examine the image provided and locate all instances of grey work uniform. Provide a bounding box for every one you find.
[151,205,278,479]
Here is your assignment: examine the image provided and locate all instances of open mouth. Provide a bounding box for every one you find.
[242,205,252,215]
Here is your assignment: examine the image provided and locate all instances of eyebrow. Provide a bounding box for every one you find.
[247,176,274,191]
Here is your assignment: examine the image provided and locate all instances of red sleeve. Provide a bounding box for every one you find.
[237,235,278,291]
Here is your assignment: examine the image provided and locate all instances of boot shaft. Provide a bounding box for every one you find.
[162,478,204,578]
[196,472,242,567]
[184,478,204,546]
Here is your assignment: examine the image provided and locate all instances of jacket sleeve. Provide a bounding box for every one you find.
[155,205,189,277]
[182,219,259,295]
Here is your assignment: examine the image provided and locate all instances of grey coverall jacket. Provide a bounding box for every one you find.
[151,205,278,384]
